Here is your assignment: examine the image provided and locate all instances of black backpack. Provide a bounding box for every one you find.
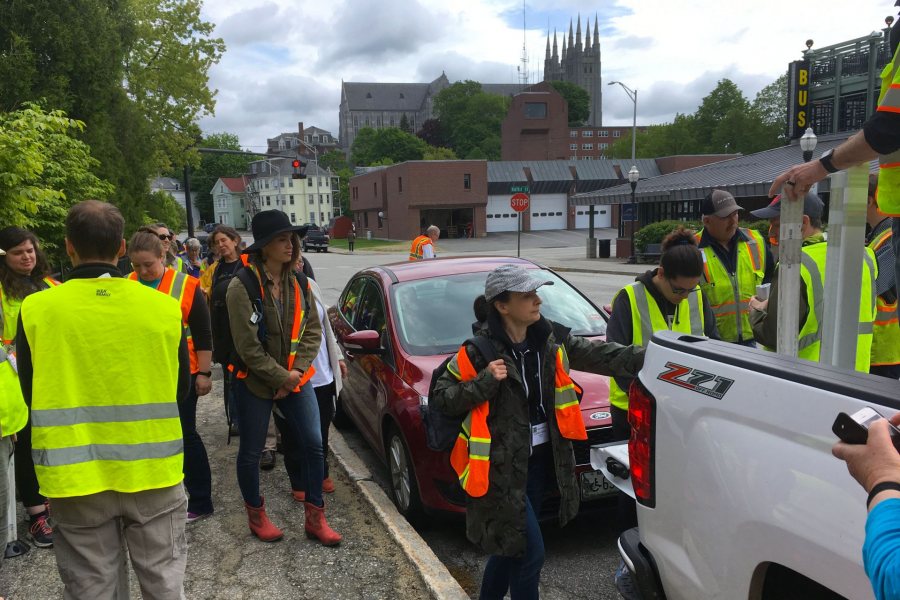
[421,336,498,452]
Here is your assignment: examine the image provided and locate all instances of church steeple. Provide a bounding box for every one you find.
[545,34,551,60]
[552,29,558,60]
[594,14,600,47]
[585,20,591,53]
[575,14,582,50]
[561,35,567,61]
[568,19,574,47]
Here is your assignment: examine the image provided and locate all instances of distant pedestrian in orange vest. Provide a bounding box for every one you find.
[430,264,644,600]
[409,225,439,260]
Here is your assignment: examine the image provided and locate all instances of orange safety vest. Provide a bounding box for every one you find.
[409,235,433,261]
[448,343,587,497]
[130,268,201,373]
[228,264,315,391]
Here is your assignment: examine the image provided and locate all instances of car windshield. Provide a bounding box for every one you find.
[391,269,607,356]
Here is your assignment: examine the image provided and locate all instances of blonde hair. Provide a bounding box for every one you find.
[128,231,164,258]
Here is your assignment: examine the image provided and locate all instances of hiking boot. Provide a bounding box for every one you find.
[27,513,53,548]
[260,449,276,471]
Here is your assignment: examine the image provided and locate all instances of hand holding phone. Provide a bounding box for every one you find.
[833,407,900,451]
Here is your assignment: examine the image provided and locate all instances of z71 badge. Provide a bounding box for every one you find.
[657,362,734,400]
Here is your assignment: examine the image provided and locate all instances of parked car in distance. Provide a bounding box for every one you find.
[302,224,330,252]
[203,222,216,233]
[328,256,619,523]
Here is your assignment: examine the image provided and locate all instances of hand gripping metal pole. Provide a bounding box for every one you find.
[776,185,803,358]
[819,165,869,370]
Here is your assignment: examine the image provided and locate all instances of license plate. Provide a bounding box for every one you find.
[580,470,619,500]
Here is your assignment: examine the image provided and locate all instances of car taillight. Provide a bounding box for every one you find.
[628,378,656,508]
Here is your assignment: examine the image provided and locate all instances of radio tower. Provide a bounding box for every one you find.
[517,1,529,87]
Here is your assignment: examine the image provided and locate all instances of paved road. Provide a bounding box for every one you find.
[308,244,633,599]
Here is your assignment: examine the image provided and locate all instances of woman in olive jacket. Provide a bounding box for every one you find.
[431,265,644,600]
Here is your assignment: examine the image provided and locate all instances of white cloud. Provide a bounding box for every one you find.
[198,0,894,148]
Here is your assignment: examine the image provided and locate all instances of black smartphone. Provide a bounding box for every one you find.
[833,407,900,451]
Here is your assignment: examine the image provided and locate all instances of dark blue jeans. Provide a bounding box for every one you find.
[234,379,324,508]
[479,445,551,600]
[178,374,213,515]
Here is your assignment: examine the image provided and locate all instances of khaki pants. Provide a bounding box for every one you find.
[51,484,187,600]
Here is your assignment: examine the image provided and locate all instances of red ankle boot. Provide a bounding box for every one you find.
[304,502,342,546]
[245,497,283,542]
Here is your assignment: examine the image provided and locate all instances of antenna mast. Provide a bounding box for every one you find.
[518,0,529,86]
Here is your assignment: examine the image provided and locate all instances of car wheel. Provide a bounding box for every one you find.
[333,390,352,429]
[301,242,307,252]
[386,426,423,523]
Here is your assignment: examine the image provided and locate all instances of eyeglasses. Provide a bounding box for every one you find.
[157,234,172,241]
[666,279,696,296]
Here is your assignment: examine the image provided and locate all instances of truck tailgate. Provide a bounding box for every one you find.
[590,442,634,499]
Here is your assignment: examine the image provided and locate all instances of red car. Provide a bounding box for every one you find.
[328,256,618,521]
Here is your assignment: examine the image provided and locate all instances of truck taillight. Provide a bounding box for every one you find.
[628,378,656,508]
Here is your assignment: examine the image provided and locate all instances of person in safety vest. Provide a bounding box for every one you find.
[226,210,340,546]
[866,178,900,379]
[17,201,192,598]
[180,237,206,279]
[409,225,439,260]
[140,223,189,275]
[695,190,774,346]
[748,193,877,372]
[771,18,900,318]
[430,264,644,599]
[0,227,60,551]
[0,245,29,577]
[128,231,215,523]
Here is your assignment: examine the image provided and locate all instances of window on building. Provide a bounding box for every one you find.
[289,195,295,205]
[464,173,471,190]
[305,134,311,142]
[308,178,313,187]
[613,130,622,138]
[374,182,377,196]
[320,212,325,222]
[600,143,609,149]
[582,143,593,150]
[319,194,323,203]
[364,212,369,227]
[583,130,593,137]
[327,212,332,220]
[309,195,314,204]
[290,213,296,223]
[326,194,330,203]
[570,156,577,160]
[318,178,323,187]
[523,102,548,119]
[288,178,293,187]
[600,130,609,137]
[398,177,403,192]
[569,130,578,138]
[266,198,271,206]
[309,212,315,223]
[265,180,269,189]
[570,143,577,150]
[390,117,395,126]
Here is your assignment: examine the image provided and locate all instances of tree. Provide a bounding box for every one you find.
[549,81,590,126]
[693,79,751,149]
[351,127,427,166]
[433,81,510,160]
[399,113,412,134]
[319,151,354,216]
[423,146,458,160]
[146,190,187,233]
[753,73,788,131]
[0,104,114,262]
[416,118,447,148]
[190,133,260,221]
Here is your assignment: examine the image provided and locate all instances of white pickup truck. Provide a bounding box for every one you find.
[592,167,897,600]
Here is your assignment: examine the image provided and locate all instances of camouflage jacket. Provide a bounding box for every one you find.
[431,313,644,558]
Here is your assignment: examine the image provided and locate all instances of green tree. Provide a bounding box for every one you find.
[190,132,260,221]
[146,189,187,233]
[423,145,458,160]
[549,81,590,126]
[0,104,114,261]
[351,127,427,166]
[433,81,509,160]
[319,151,354,216]
[693,79,751,150]
[752,73,788,132]
[399,113,412,134]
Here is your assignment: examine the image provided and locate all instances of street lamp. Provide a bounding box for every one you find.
[628,165,640,264]
[608,81,638,162]
[800,127,818,162]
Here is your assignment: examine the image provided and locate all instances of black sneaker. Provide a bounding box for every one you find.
[27,513,53,548]
[260,449,277,471]
[615,560,642,600]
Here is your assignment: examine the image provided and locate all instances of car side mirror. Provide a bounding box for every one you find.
[343,330,385,355]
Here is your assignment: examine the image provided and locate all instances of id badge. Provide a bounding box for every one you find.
[531,422,549,446]
[250,311,261,325]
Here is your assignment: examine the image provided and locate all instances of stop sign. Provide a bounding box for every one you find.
[510,192,530,212]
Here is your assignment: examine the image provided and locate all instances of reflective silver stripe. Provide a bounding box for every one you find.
[687,292,703,335]
[31,403,180,428]
[881,86,900,111]
[799,253,825,350]
[876,311,899,325]
[32,439,184,467]
[468,440,491,458]
[631,283,654,344]
[859,322,874,335]
[879,147,900,167]
[169,271,187,301]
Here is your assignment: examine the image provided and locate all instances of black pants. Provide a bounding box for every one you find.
[293,381,336,487]
[348,240,354,252]
[14,419,44,508]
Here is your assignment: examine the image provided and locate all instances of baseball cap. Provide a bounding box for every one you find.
[750,192,824,220]
[700,190,742,217]
[484,265,554,302]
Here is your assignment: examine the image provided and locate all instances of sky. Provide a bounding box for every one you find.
[197,0,896,151]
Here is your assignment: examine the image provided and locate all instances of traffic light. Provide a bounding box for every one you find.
[291,159,306,179]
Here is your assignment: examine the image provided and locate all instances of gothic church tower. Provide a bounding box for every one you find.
[543,14,602,126]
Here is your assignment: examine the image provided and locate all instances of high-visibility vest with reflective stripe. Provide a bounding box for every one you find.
[0,278,60,347]
[229,265,316,389]
[876,44,900,216]
[796,242,877,372]
[0,346,28,438]
[409,235,433,261]
[609,281,705,410]
[20,277,184,498]
[868,228,900,367]
[447,341,587,498]
[129,268,200,373]
[694,228,766,343]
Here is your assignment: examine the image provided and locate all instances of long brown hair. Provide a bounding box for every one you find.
[0,227,52,300]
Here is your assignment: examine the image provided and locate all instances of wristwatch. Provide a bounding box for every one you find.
[198,371,212,377]
[819,148,839,174]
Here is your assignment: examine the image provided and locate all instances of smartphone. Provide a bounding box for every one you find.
[833,407,900,451]
[755,283,771,301]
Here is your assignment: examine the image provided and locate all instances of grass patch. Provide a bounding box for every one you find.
[330,238,408,251]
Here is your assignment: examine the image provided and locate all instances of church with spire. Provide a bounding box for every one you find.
[543,14,602,126]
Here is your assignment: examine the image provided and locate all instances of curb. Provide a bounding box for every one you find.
[549,265,643,277]
[328,429,470,600]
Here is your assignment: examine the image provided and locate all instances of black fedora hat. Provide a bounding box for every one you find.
[243,210,309,253]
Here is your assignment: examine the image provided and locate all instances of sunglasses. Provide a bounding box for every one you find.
[666,279,696,296]
[157,234,173,241]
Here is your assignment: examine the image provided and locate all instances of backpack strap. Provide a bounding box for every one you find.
[466,335,498,366]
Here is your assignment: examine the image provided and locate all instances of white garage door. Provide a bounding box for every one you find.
[529,195,566,231]
[575,206,612,229]
[486,195,519,232]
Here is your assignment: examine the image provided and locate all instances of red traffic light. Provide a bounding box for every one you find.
[292,159,301,168]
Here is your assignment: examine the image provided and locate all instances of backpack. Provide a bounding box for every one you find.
[421,336,498,452]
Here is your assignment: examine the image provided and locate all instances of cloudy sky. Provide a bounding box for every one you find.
[198,0,895,151]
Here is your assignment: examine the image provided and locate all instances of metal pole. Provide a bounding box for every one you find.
[629,187,636,262]
[517,212,521,258]
[775,184,803,358]
[183,165,195,238]
[631,89,637,163]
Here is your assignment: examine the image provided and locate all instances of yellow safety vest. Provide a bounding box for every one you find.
[0,347,28,439]
[609,281,705,410]
[796,242,877,372]
[695,228,766,343]
[20,277,185,498]
[409,235,433,261]
[0,278,60,347]
[868,227,900,367]
[876,44,900,216]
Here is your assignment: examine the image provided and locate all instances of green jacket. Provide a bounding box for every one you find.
[225,261,321,398]
[431,313,644,558]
